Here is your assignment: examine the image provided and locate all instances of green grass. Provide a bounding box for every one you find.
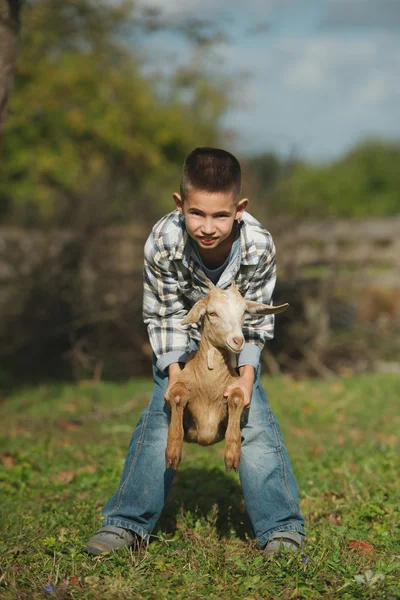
[0,374,399,599]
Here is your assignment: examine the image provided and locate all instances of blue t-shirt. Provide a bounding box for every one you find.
[189,234,241,285]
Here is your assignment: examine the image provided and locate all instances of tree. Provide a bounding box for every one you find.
[263,140,400,218]
[0,0,230,226]
[0,0,22,131]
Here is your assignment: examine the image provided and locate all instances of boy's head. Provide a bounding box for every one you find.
[174,147,248,253]
[180,147,242,202]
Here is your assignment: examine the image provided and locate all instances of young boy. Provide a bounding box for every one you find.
[87,147,305,557]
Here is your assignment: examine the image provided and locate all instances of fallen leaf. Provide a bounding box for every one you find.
[84,576,100,586]
[70,576,80,586]
[52,470,76,485]
[349,540,376,556]
[349,461,360,473]
[329,513,342,526]
[77,492,90,500]
[55,439,72,448]
[329,382,345,393]
[1,451,15,468]
[61,403,78,413]
[349,428,363,442]
[289,426,313,437]
[332,467,345,474]
[322,491,342,501]
[300,498,313,508]
[10,426,29,438]
[55,419,83,431]
[77,465,97,475]
[59,491,72,501]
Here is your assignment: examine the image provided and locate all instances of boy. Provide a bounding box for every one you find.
[87,147,305,557]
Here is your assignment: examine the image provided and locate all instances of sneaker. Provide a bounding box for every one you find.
[86,525,138,556]
[262,531,304,557]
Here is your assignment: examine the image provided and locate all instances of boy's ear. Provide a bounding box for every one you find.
[235,197,248,220]
[181,298,208,324]
[173,193,183,214]
[245,301,289,315]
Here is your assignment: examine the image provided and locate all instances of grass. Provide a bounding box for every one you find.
[0,373,399,599]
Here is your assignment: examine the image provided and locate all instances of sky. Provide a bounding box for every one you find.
[137,0,400,162]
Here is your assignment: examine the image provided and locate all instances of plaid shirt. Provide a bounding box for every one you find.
[143,209,277,372]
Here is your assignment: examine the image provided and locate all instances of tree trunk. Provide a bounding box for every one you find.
[0,0,21,132]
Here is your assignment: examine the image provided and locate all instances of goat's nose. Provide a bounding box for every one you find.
[233,337,244,347]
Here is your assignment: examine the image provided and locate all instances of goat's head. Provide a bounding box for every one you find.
[181,279,289,353]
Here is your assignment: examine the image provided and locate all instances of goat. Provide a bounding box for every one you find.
[164,280,288,472]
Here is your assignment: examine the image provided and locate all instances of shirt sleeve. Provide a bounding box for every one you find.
[142,233,191,372]
[238,237,277,368]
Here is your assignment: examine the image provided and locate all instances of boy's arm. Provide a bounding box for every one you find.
[143,233,191,372]
[238,237,277,370]
[223,364,254,408]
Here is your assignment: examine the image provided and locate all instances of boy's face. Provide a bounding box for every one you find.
[174,189,248,252]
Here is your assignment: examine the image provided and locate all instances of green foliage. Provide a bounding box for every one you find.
[1,374,399,598]
[0,0,229,226]
[263,139,400,218]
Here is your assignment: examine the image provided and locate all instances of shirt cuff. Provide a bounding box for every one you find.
[156,350,191,373]
[237,343,261,369]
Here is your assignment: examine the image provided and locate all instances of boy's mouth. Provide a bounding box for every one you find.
[198,236,217,246]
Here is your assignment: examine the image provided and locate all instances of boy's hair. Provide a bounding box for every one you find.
[180,147,241,201]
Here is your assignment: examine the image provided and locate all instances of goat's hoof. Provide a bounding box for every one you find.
[165,449,181,471]
[224,450,240,473]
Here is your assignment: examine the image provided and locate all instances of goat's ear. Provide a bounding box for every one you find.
[181,299,208,324]
[230,278,238,291]
[245,301,289,315]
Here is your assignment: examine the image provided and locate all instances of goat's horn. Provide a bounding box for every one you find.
[230,278,238,290]
[204,276,215,290]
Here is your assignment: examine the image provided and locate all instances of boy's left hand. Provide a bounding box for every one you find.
[224,366,254,408]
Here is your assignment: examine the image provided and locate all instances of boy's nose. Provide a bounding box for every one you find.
[202,219,215,234]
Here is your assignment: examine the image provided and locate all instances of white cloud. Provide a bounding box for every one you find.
[218,32,400,159]
[136,0,400,159]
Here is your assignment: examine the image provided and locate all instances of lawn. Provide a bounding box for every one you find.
[0,374,399,599]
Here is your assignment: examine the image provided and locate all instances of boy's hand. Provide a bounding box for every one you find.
[165,362,184,401]
[224,365,255,408]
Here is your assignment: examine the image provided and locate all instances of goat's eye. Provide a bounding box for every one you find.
[208,312,218,317]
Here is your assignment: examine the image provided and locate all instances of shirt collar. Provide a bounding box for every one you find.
[239,214,259,265]
[170,210,259,266]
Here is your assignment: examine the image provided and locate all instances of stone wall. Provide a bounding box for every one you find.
[1,218,399,380]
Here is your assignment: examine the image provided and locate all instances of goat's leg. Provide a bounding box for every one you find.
[224,387,245,472]
[165,382,190,470]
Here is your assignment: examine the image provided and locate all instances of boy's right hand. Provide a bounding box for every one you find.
[165,362,184,402]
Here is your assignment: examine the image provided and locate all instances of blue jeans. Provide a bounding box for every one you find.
[102,359,305,549]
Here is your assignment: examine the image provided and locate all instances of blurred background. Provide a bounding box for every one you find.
[1,0,399,386]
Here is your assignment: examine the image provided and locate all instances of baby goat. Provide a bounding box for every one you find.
[164,280,288,472]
